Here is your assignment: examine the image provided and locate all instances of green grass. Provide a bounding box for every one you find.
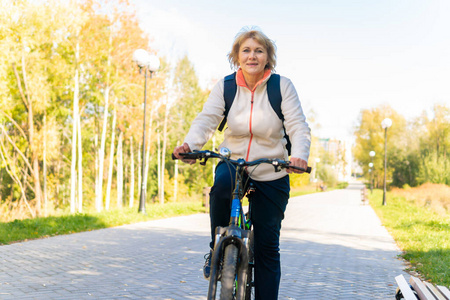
[369,190,450,286]
[0,202,205,245]
[290,182,349,198]
[290,186,320,197]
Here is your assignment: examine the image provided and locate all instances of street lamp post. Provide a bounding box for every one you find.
[133,49,160,214]
[369,151,375,193]
[381,118,392,206]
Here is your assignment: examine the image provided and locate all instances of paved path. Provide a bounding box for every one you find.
[0,182,409,299]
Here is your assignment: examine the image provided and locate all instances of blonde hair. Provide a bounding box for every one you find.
[228,27,277,71]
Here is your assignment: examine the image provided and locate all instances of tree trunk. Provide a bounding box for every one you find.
[129,136,135,208]
[174,159,178,202]
[22,54,42,216]
[94,133,98,208]
[69,42,80,214]
[157,130,161,203]
[137,140,141,203]
[56,145,60,202]
[160,101,169,205]
[116,131,123,208]
[96,29,113,212]
[96,86,110,212]
[77,109,83,212]
[143,109,154,200]
[43,113,48,216]
[105,104,117,210]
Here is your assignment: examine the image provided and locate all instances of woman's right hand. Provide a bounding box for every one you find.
[173,142,196,164]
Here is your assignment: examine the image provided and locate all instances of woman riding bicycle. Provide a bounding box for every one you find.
[173,27,311,299]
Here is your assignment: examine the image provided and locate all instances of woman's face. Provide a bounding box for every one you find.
[238,38,268,79]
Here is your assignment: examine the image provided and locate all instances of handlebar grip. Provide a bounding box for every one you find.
[288,165,312,174]
[172,152,198,161]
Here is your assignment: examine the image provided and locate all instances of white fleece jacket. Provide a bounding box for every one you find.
[184,72,311,181]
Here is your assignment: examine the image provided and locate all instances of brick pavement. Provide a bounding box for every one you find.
[0,182,408,299]
[279,182,408,299]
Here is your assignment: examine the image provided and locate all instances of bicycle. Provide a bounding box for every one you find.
[174,148,311,300]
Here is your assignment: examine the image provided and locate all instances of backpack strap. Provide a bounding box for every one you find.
[267,74,292,155]
[218,72,237,132]
[266,74,283,120]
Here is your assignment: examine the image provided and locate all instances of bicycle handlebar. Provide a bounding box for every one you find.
[172,150,311,174]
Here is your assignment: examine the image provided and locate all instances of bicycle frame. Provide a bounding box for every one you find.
[172,149,311,299]
[208,163,252,299]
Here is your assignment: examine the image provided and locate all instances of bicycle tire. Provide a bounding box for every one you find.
[220,244,238,300]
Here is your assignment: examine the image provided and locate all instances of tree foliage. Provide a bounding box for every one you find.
[0,1,317,220]
[0,0,168,219]
[354,104,450,188]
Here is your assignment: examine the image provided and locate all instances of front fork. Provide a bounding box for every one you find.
[207,179,255,299]
[208,225,251,299]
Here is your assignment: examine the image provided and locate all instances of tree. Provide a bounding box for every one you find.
[353,104,407,188]
[0,0,81,217]
[168,56,214,195]
[0,0,218,219]
[354,103,450,188]
[416,104,450,185]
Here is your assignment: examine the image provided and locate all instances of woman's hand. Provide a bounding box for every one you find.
[173,142,196,164]
[287,157,308,174]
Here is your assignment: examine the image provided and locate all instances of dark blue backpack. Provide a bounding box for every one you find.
[217,72,292,155]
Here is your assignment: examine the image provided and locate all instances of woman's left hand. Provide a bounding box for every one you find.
[287,157,308,174]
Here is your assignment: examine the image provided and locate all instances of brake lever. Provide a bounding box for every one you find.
[199,156,209,165]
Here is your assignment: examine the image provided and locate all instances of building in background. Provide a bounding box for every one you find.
[318,138,353,182]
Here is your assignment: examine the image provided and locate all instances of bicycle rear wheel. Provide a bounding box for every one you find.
[220,244,238,300]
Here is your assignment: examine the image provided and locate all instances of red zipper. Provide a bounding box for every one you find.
[246,92,254,161]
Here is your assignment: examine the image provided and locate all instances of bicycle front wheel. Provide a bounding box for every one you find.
[245,231,254,300]
[220,244,238,300]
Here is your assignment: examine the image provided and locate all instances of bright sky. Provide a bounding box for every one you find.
[133,0,450,140]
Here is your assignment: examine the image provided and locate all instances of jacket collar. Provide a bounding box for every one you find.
[236,68,272,92]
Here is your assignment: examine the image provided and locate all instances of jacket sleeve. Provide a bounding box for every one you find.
[280,77,311,162]
[183,80,225,151]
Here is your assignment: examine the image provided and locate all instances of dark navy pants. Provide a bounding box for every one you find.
[209,162,290,300]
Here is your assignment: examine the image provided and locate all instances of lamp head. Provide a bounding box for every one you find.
[369,151,375,157]
[133,49,160,72]
[381,118,392,129]
[133,49,150,68]
[147,55,160,72]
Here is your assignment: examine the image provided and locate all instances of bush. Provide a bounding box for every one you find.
[337,182,349,189]
[318,165,338,188]
[417,153,450,185]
